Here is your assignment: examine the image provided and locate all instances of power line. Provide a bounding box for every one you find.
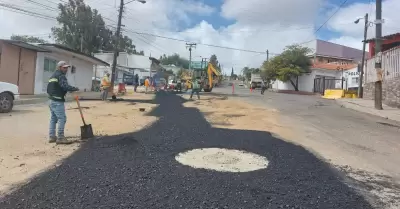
[0,3,57,20]
[24,0,58,11]
[123,28,276,55]
[314,0,349,34]
[297,0,349,46]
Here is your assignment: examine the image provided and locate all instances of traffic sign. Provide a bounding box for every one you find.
[190,61,203,69]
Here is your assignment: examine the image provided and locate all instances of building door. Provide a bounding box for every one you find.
[18,48,36,95]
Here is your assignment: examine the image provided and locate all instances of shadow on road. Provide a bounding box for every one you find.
[0,92,374,209]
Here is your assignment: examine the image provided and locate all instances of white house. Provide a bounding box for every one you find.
[34,44,109,94]
[270,63,357,93]
[343,67,360,91]
[0,40,109,95]
[93,52,161,84]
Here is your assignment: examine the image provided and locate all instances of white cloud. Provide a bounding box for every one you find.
[221,0,324,26]
[0,0,327,74]
[328,0,400,50]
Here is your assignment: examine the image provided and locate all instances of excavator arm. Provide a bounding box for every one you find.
[207,63,221,89]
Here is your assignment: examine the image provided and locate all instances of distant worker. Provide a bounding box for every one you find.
[101,72,111,101]
[47,61,79,144]
[144,76,150,93]
[177,79,182,92]
[261,79,267,95]
[190,77,201,100]
[134,74,139,92]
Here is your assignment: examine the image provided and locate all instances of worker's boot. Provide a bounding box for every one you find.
[56,137,72,145]
[48,136,57,143]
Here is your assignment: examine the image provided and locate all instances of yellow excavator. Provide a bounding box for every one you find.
[180,62,221,92]
[202,62,221,92]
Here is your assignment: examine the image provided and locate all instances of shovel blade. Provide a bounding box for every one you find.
[80,124,94,139]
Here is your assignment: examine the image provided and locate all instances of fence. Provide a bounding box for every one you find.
[314,77,344,95]
[365,46,400,83]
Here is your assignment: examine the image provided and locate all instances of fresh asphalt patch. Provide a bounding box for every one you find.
[0,92,374,209]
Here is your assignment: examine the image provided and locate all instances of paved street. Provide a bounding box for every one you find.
[0,91,375,209]
[218,82,400,207]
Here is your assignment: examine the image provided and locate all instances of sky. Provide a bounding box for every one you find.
[0,0,400,74]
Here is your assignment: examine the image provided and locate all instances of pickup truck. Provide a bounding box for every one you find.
[0,82,19,113]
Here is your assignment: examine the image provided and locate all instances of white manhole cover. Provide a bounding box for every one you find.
[175,148,269,172]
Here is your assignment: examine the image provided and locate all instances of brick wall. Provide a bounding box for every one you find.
[364,76,400,108]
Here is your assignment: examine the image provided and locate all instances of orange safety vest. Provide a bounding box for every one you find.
[144,79,149,87]
[101,76,111,88]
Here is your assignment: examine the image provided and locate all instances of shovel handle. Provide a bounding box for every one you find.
[75,96,86,125]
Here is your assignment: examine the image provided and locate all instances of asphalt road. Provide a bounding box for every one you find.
[218,82,400,207]
[0,91,375,209]
[217,83,400,177]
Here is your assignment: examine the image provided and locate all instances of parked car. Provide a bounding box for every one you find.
[0,82,19,113]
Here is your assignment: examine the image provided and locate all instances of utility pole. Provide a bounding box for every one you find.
[358,13,369,98]
[375,0,383,110]
[80,36,83,52]
[110,0,124,93]
[109,0,146,93]
[186,43,196,77]
[266,50,269,62]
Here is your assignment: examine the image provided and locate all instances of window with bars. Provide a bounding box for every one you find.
[44,58,57,72]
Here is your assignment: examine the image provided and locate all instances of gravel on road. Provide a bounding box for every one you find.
[0,92,373,209]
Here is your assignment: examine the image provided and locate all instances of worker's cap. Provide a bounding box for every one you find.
[57,61,70,68]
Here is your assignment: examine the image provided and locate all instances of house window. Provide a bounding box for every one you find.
[352,77,359,84]
[44,58,57,72]
[71,66,76,74]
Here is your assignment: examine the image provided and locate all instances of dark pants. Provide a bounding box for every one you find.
[134,83,138,92]
[190,89,200,99]
[177,83,182,92]
[261,87,266,95]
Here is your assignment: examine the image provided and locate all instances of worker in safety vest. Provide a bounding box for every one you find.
[144,77,150,93]
[101,72,111,100]
[47,61,79,144]
[190,77,201,100]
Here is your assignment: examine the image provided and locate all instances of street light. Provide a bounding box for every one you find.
[354,13,373,98]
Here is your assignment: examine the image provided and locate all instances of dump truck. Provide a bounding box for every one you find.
[250,73,262,89]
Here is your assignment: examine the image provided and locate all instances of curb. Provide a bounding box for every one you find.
[336,100,400,123]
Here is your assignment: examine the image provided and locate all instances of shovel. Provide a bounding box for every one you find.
[75,96,94,139]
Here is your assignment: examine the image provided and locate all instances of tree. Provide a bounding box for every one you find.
[241,67,260,81]
[209,54,222,73]
[51,0,143,55]
[160,54,190,69]
[210,54,218,67]
[262,44,312,91]
[10,35,47,43]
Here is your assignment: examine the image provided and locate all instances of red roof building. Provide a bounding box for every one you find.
[366,32,400,57]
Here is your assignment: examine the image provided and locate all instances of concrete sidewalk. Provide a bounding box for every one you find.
[336,98,400,122]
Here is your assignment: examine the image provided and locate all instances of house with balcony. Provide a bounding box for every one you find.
[363,32,400,108]
[270,39,363,93]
